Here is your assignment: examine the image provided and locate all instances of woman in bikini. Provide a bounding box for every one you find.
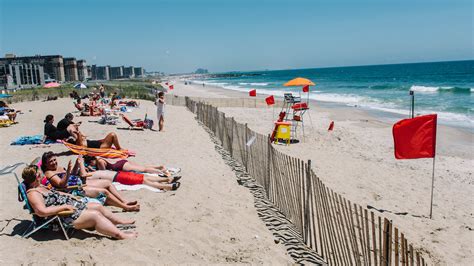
[22,165,137,240]
[74,130,123,150]
[84,156,181,178]
[41,152,140,212]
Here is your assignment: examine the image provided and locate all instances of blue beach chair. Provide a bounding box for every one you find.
[16,175,74,240]
[0,162,74,240]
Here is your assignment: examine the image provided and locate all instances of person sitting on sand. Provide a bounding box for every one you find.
[0,101,20,122]
[57,113,78,132]
[22,165,137,239]
[41,152,140,212]
[74,98,89,112]
[43,114,80,142]
[84,156,181,178]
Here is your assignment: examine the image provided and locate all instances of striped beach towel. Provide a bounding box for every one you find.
[62,141,133,159]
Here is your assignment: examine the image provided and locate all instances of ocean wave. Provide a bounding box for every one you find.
[410,85,439,93]
[410,85,472,94]
[238,82,269,86]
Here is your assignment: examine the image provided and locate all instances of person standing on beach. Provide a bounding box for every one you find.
[155,92,165,131]
[99,84,105,98]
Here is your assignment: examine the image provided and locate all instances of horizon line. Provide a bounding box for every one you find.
[168,59,474,75]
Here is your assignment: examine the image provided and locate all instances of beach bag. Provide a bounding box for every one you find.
[144,119,154,129]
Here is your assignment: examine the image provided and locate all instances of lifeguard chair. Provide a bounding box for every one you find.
[282,93,309,140]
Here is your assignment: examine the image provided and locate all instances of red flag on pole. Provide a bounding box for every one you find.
[265,95,275,106]
[169,85,174,90]
[328,121,334,131]
[249,89,256,97]
[302,85,309,92]
[392,114,437,159]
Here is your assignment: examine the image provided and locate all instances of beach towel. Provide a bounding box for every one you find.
[112,182,162,193]
[62,141,133,159]
[0,119,15,127]
[11,135,58,145]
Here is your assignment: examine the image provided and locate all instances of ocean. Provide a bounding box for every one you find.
[191,60,474,130]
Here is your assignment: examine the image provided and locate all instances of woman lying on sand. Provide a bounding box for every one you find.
[43,114,80,142]
[41,152,140,212]
[74,130,123,150]
[22,165,137,240]
[84,156,181,177]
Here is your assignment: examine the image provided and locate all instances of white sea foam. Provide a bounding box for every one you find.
[410,85,439,93]
[238,82,269,86]
[190,80,473,128]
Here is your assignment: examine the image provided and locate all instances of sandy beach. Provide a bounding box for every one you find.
[169,79,474,265]
[0,98,292,264]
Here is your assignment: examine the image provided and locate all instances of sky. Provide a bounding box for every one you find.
[0,0,472,73]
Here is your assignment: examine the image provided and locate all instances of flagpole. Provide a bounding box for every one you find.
[429,156,436,219]
[410,90,415,118]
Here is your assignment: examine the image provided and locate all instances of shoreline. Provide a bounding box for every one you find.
[170,79,473,159]
[184,78,474,133]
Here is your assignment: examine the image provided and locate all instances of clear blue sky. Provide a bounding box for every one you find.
[0,0,472,73]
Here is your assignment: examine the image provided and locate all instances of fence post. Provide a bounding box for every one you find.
[266,134,272,195]
[230,117,235,156]
[244,123,248,171]
[304,159,312,245]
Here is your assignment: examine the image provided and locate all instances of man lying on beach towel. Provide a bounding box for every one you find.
[86,168,180,191]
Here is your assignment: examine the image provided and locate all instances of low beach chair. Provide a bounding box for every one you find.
[120,114,145,130]
[16,175,74,240]
[62,141,133,159]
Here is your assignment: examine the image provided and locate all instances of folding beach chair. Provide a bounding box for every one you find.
[16,175,74,240]
[120,114,145,130]
[0,162,74,240]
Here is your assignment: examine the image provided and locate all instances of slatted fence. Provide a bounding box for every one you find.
[185,97,431,265]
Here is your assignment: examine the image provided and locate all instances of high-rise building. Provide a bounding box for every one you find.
[134,67,144,77]
[86,65,92,80]
[123,66,135,78]
[77,60,88,81]
[109,66,124,79]
[96,65,110,80]
[90,65,98,80]
[0,63,45,89]
[63,57,79,81]
[0,54,65,82]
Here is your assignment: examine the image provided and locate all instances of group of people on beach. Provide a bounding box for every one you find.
[19,85,175,239]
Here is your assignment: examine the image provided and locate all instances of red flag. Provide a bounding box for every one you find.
[265,95,275,105]
[392,114,437,159]
[328,121,334,131]
[249,89,256,97]
[302,85,309,92]
[169,85,174,90]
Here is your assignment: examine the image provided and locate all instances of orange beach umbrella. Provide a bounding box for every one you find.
[283,77,315,87]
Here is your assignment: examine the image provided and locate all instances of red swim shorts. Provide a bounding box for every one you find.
[114,171,144,185]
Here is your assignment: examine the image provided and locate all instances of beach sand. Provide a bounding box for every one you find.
[0,98,292,264]
[170,79,474,265]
